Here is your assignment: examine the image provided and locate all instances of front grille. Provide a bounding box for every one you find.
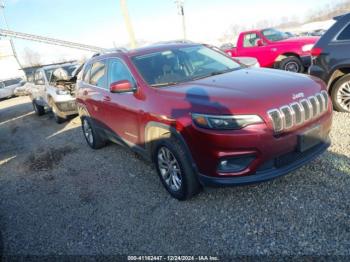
[290,102,303,125]
[300,99,312,121]
[309,96,319,117]
[56,101,77,112]
[267,109,283,132]
[281,106,293,129]
[268,91,329,133]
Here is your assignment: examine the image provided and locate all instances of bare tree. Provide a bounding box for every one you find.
[22,47,41,67]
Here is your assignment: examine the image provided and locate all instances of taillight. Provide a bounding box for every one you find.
[311,47,323,57]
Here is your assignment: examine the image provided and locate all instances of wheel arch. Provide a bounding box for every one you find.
[144,121,198,172]
[275,52,300,63]
[327,67,350,94]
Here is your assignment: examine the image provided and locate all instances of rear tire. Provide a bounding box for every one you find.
[331,74,350,113]
[81,117,106,149]
[153,135,201,200]
[33,100,45,116]
[279,56,304,73]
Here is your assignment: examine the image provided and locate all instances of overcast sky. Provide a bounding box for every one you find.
[1,0,334,64]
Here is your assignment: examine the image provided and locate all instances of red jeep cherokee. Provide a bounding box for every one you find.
[76,43,332,200]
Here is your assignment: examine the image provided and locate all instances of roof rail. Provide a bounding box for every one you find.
[151,40,194,45]
[91,47,128,58]
[334,12,350,21]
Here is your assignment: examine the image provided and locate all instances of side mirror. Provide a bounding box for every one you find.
[257,39,264,47]
[110,80,135,93]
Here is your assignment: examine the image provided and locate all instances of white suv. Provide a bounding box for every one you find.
[30,63,81,123]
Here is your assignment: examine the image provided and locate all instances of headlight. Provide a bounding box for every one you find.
[302,44,314,52]
[56,89,69,95]
[192,113,263,130]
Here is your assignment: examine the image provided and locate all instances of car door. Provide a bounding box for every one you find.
[238,32,272,67]
[33,70,47,104]
[3,79,18,97]
[82,60,110,128]
[105,58,140,145]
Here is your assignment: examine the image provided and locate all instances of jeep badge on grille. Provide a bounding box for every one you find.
[293,92,305,100]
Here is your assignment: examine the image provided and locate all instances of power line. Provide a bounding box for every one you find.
[0,0,23,69]
[0,29,106,52]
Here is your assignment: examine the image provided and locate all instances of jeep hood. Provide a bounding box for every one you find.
[158,68,326,115]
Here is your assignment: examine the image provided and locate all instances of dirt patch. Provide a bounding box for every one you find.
[25,145,78,172]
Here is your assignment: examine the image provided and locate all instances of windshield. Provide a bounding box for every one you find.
[44,64,79,82]
[262,28,290,42]
[131,45,241,87]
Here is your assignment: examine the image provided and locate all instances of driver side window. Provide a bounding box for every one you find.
[243,33,261,47]
[34,71,45,85]
[108,58,135,87]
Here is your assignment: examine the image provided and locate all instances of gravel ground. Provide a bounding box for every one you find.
[0,96,349,257]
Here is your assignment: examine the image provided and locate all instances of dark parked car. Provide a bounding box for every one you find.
[309,13,350,112]
[76,43,332,200]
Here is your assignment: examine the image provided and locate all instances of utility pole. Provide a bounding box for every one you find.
[0,0,23,69]
[120,0,137,48]
[175,0,186,40]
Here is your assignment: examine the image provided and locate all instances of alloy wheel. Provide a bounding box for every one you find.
[284,61,299,72]
[337,81,350,112]
[157,147,182,191]
[83,119,94,145]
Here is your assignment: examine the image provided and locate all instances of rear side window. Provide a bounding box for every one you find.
[4,79,21,86]
[337,23,350,40]
[90,61,107,88]
[83,64,92,83]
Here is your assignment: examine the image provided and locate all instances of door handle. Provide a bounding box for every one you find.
[83,90,88,96]
[104,96,111,102]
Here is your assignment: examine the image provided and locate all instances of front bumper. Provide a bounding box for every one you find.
[198,140,330,186]
[309,65,328,83]
[184,105,332,186]
[55,100,78,117]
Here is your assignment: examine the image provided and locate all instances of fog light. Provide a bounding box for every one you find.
[218,155,255,173]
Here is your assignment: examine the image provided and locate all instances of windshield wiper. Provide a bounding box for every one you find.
[151,82,179,87]
[190,68,237,81]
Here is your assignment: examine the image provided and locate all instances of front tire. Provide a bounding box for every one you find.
[32,100,45,116]
[279,56,304,73]
[153,135,201,200]
[331,74,350,113]
[81,117,106,149]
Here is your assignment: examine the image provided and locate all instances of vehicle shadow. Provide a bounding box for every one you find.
[171,87,232,118]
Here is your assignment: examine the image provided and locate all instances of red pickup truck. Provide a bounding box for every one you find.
[225,28,319,73]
